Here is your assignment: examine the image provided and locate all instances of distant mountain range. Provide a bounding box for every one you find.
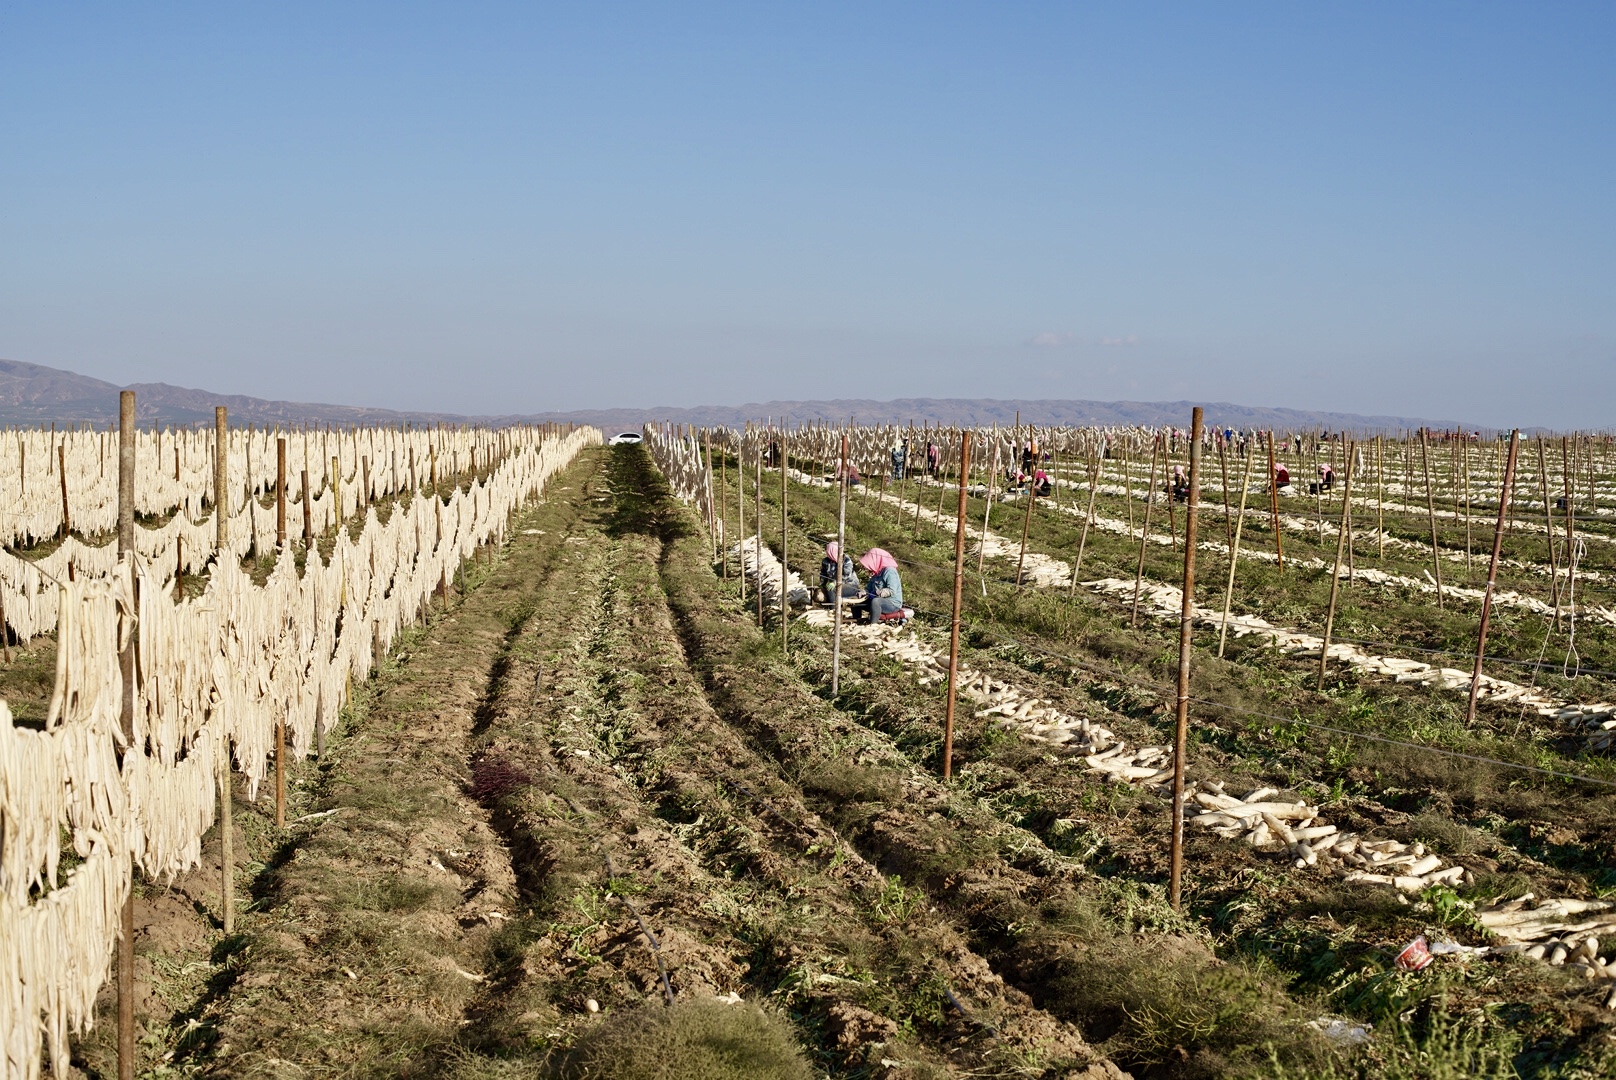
[0,357,1459,433]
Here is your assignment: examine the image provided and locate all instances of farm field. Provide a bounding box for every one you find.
[8,422,1616,1079]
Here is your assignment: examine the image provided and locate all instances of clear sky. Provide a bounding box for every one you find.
[3,3,1612,427]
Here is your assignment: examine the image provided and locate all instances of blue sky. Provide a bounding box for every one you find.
[3,3,1612,426]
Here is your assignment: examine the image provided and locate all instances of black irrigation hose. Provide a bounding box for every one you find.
[603,852,675,1005]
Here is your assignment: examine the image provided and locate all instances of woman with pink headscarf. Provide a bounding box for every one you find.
[820,542,861,603]
[857,548,904,625]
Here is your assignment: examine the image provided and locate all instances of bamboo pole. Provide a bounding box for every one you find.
[1466,430,1520,726]
[944,430,972,781]
[276,438,287,547]
[1169,407,1203,912]
[117,391,136,1080]
[1217,444,1256,658]
[1130,435,1162,628]
[1420,429,1444,608]
[213,408,234,941]
[1318,445,1355,690]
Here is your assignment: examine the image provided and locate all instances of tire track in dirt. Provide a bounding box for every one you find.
[461,447,1123,1078]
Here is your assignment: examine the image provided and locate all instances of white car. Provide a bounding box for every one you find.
[608,431,643,445]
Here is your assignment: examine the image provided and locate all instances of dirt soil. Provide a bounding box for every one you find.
[75,447,1124,1080]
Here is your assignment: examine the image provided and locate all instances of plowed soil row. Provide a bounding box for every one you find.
[106,447,1123,1080]
[737,461,1616,1076]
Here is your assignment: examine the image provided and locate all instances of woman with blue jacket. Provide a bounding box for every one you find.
[857,548,903,624]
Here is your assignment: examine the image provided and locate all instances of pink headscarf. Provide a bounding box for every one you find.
[825,542,841,562]
[860,548,896,574]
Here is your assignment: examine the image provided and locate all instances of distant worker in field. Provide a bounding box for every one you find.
[1319,462,1335,491]
[891,443,906,479]
[820,542,861,605]
[1169,464,1191,503]
[926,440,941,476]
[838,460,862,487]
[857,548,904,624]
[1032,469,1052,498]
[1274,463,1291,490]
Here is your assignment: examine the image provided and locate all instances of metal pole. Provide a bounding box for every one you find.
[1467,431,1520,726]
[944,430,972,780]
[1168,407,1203,912]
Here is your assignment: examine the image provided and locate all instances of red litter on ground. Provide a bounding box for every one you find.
[1395,935,1434,971]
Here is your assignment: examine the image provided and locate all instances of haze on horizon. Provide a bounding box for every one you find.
[2,3,1612,430]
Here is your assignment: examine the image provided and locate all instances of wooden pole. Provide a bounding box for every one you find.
[737,430,746,604]
[1219,439,1233,552]
[1168,407,1203,912]
[58,442,70,538]
[1420,429,1444,608]
[1318,444,1356,690]
[276,437,287,547]
[1267,431,1284,573]
[1462,435,1473,574]
[780,422,789,652]
[755,443,764,626]
[977,433,999,576]
[944,430,972,781]
[213,407,235,943]
[1466,431,1520,726]
[301,467,313,549]
[704,431,717,561]
[117,392,137,1080]
[1376,435,1385,559]
[718,435,728,579]
[1537,438,1561,626]
[832,433,849,695]
[1217,443,1256,657]
[1562,437,1576,626]
[1068,450,1100,598]
[1129,435,1161,627]
[1014,468,1035,587]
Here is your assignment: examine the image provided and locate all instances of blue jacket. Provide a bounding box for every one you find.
[866,565,902,605]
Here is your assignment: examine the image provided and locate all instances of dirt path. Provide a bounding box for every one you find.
[109,447,1121,1080]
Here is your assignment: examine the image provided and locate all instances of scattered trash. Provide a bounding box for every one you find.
[1429,939,1488,956]
[714,991,744,1005]
[1395,935,1434,971]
